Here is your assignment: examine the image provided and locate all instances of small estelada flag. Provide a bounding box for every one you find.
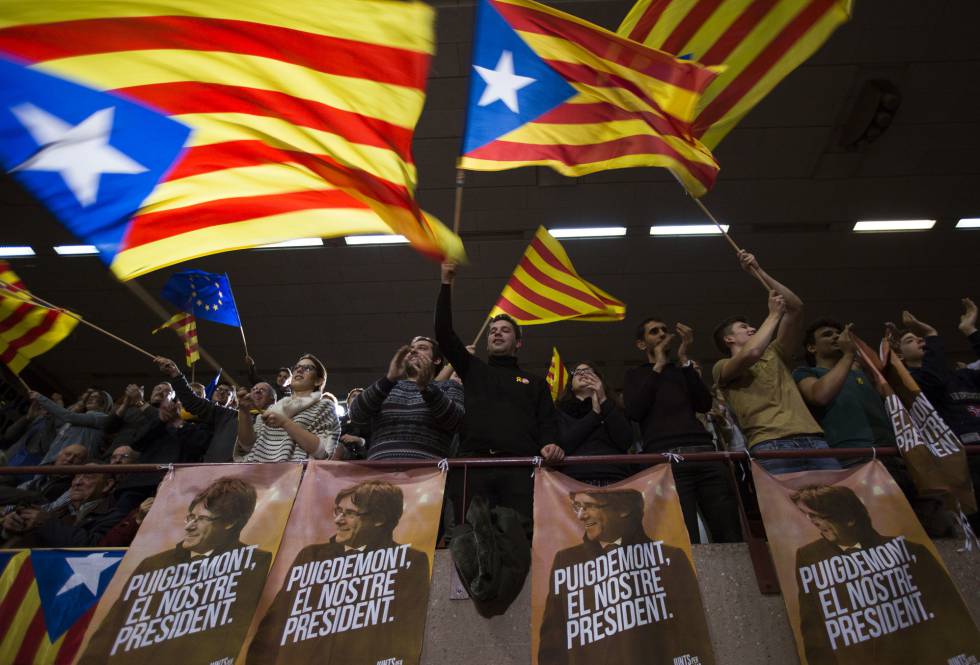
[489,226,626,325]
[152,311,200,367]
[546,346,568,402]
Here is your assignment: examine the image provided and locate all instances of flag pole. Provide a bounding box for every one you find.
[123,281,239,387]
[222,274,250,359]
[471,316,490,347]
[452,169,466,233]
[0,282,157,360]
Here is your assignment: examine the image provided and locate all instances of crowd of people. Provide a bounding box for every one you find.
[0,250,977,555]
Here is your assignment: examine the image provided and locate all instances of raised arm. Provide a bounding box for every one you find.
[738,250,804,357]
[717,291,785,385]
[796,324,857,407]
[434,262,472,379]
[31,393,108,428]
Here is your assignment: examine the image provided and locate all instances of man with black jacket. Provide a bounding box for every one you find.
[623,317,741,543]
[435,262,562,525]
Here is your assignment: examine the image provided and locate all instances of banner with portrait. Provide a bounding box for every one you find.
[531,466,715,665]
[239,461,445,665]
[73,463,302,665]
[752,460,980,665]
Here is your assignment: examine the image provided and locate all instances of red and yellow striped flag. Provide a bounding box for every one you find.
[546,347,569,401]
[152,312,199,367]
[490,226,626,325]
[0,262,78,375]
[0,0,463,279]
[459,0,721,196]
[619,0,853,148]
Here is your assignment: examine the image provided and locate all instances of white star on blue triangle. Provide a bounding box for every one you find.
[32,550,124,640]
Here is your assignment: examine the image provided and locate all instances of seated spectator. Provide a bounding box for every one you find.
[625,319,741,543]
[557,362,633,486]
[99,496,154,547]
[7,443,89,509]
[712,251,840,475]
[0,398,58,482]
[236,354,339,462]
[34,389,112,464]
[2,465,124,547]
[346,337,463,460]
[338,387,369,457]
[104,381,173,449]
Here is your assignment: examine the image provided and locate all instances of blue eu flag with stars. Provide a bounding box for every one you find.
[161,270,241,327]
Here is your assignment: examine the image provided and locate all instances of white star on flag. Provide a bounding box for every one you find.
[57,552,120,596]
[9,102,148,207]
[473,50,536,113]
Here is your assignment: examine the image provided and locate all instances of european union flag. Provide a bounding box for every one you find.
[161,270,241,327]
[0,54,190,263]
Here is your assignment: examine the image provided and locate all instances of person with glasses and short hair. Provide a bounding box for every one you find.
[236,354,339,463]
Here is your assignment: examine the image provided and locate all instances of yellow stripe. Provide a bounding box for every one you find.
[0,0,435,54]
[31,621,66,665]
[0,577,39,662]
[495,287,572,323]
[517,31,703,122]
[511,266,594,315]
[636,0,698,47]
[679,0,756,57]
[522,249,606,304]
[169,112,416,185]
[33,50,424,130]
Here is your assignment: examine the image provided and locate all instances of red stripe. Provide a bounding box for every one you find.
[507,276,580,317]
[0,558,34,638]
[557,363,567,390]
[698,0,775,65]
[115,81,414,161]
[627,0,673,42]
[14,605,47,665]
[661,0,724,54]
[529,236,576,279]
[0,308,60,365]
[54,606,96,665]
[536,101,670,129]
[469,131,716,189]
[518,255,605,309]
[695,0,834,133]
[494,296,537,321]
[491,0,712,93]
[0,16,428,90]
[0,301,37,335]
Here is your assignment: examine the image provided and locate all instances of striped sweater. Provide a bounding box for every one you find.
[349,377,463,460]
[241,396,339,463]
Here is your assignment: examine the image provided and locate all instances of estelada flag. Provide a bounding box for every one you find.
[531,466,715,665]
[459,0,720,196]
[74,464,302,665]
[151,312,199,367]
[0,0,464,280]
[752,460,980,665]
[546,347,568,402]
[240,462,445,665]
[490,226,626,325]
[0,261,79,374]
[619,0,853,148]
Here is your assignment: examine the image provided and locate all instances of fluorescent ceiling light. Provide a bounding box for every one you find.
[853,219,935,232]
[956,218,980,229]
[257,237,323,249]
[344,234,409,245]
[548,226,627,238]
[649,224,729,236]
[53,244,99,255]
[0,246,35,257]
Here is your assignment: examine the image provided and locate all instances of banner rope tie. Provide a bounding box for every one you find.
[664,452,684,464]
[437,458,449,474]
[530,456,542,477]
[953,502,979,553]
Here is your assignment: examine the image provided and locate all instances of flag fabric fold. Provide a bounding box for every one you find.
[459,0,721,196]
[0,261,78,375]
[545,346,568,401]
[619,0,853,148]
[151,312,200,367]
[490,226,626,325]
[0,0,464,279]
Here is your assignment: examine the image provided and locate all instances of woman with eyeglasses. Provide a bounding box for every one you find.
[557,363,635,485]
[237,353,339,463]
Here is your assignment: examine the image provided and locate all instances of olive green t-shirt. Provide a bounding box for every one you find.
[712,341,822,447]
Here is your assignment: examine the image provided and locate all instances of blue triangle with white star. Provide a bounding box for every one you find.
[461,0,576,154]
[32,550,124,640]
[0,54,190,265]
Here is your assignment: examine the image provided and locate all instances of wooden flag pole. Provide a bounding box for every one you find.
[452,169,466,234]
[471,317,490,347]
[0,281,157,360]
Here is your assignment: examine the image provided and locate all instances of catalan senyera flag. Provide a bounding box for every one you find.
[459,0,721,196]
[0,549,125,665]
[619,0,853,149]
[545,347,568,401]
[151,312,199,367]
[0,1,463,280]
[490,226,625,325]
[0,261,78,375]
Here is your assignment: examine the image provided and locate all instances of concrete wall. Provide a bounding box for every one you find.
[421,540,980,665]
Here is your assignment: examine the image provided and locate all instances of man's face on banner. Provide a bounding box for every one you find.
[797,503,856,546]
[334,496,374,547]
[183,503,229,553]
[572,493,624,543]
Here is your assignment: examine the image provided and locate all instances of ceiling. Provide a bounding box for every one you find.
[3,0,979,400]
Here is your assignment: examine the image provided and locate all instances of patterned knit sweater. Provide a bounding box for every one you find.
[241,393,339,463]
[349,377,463,460]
